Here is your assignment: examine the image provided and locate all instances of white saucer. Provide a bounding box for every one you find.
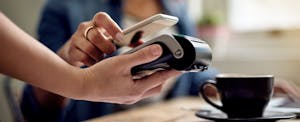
[195,110,296,122]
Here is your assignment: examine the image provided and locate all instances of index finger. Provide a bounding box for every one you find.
[93,12,123,40]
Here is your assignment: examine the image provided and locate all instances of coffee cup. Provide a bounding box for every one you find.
[199,74,274,118]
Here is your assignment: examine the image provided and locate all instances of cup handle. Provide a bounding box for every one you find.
[199,80,224,111]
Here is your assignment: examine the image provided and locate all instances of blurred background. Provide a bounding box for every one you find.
[1,0,300,121]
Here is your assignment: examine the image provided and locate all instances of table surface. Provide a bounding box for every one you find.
[87,97,299,122]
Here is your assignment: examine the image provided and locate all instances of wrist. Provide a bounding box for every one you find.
[73,67,107,102]
[55,64,86,100]
[74,67,98,101]
[66,66,105,101]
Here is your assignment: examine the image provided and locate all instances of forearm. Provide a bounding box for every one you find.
[0,13,83,99]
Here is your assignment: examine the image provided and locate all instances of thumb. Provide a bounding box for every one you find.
[125,44,162,68]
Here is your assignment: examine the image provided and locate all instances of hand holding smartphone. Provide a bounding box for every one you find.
[114,14,179,46]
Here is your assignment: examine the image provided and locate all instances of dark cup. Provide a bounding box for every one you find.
[200,74,274,118]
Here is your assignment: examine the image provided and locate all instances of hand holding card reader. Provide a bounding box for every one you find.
[125,34,212,79]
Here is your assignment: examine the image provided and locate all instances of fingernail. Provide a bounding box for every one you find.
[115,32,124,42]
[151,45,162,56]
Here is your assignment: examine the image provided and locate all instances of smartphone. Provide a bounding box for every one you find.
[114,14,179,46]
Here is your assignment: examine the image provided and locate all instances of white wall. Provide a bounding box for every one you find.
[0,0,44,37]
[229,0,300,32]
[212,30,300,84]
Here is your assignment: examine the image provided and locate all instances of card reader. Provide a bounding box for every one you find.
[125,34,212,79]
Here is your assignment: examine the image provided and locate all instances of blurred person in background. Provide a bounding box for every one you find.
[21,0,218,121]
